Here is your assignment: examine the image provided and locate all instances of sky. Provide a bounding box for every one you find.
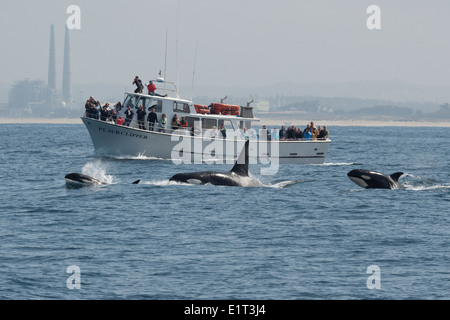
[1,0,450,95]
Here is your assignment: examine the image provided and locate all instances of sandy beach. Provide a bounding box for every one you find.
[0,118,83,124]
[1,117,450,127]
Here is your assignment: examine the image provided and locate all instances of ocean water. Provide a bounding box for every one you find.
[0,123,449,300]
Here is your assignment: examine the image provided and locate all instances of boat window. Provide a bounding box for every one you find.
[134,97,163,113]
[185,117,200,128]
[123,95,138,109]
[173,101,190,113]
[202,118,216,129]
[155,100,163,113]
[219,120,234,130]
[137,97,152,110]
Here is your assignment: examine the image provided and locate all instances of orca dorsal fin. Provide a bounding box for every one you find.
[230,140,249,176]
[390,172,404,182]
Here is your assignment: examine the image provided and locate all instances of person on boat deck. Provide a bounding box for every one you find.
[100,104,109,121]
[219,124,227,139]
[114,101,123,113]
[147,80,167,97]
[311,125,319,140]
[106,115,115,124]
[124,105,134,126]
[171,114,180,130]
[110,108,117,122]
[159,113,167,133]
[259,125,269,141]
[303,123,311,135]
[279,125,287,141]
[318,125,329,140]
[287,126,296,140]
[242,127,249,140]
[296,127,304,140]
[272,127,279,140]
[147,81,156,95]
[303,129,312,140]
[210,126,218,139]
[88,103,99,119]
[180,116,189,128]
[132,76,144,94]
[136,105,147,130]
[147,107,158,131]
[116,116,125,125]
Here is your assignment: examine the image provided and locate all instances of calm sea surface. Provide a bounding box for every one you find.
[0,123,449,300]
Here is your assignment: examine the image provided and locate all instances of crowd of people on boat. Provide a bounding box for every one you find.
[247,122,328,141]
[85,95,329,140]
[85,96,171,132]
[276,121,329,140]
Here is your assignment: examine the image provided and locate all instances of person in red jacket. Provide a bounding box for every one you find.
[180,116,188,128]
[147,81,156,95]
[147,80,167,97]
[116,116,125,125]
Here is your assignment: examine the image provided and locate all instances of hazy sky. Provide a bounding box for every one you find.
[1,0,450,92]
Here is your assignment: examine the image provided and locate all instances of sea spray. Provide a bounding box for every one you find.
[81,160,115,184]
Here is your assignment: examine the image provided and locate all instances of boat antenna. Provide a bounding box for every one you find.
[176,0,180,98]
[163,28,168,91]
[221,95,227,103]
[191,41,198,100]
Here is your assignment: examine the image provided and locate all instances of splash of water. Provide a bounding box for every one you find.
[81,160,115,184]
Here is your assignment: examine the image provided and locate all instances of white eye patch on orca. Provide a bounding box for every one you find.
[361,175,371,180]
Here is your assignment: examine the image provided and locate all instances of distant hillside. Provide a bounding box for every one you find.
[190,80,450,105]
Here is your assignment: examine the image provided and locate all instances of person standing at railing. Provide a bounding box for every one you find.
[180,116,188,128]
[136,105,147,130]
[147,107,158,131]
[124,105,134,126]
[159,114,167,133]
[219,124,227,139]
[318,125,329,140]
[171,114,180,130]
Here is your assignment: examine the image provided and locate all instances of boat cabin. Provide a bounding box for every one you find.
[118,81,259,135]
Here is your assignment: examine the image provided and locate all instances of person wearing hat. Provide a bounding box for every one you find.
[147,81,156,95]
[147,80,167,97]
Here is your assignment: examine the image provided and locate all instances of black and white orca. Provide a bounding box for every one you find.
[65,173,140,187]
[169,140,260,187]
[347,169,404,189]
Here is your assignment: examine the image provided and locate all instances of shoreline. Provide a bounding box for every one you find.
[1,117,450,127]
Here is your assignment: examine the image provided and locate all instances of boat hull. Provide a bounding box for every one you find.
[81,117,330,165]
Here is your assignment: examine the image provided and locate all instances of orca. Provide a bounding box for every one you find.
[65,173,140,187]
[347,169,404,189]
[169,140,260,187]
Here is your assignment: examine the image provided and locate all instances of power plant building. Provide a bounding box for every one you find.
[7,24,77,117]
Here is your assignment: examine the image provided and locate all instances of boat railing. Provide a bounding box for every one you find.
[83,114,329,141]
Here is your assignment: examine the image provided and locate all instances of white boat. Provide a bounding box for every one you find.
[81,79,331,166]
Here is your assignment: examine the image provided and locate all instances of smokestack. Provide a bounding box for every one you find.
[62,26,72,103]
[47,24,56,90]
